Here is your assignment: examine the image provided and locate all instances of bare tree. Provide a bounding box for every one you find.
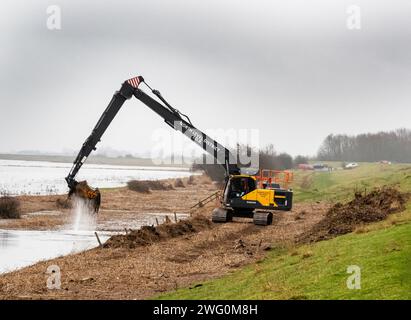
[317,128,411,162]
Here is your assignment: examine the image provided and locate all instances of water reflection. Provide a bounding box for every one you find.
[0,212,190,274]
[0,229,111,274]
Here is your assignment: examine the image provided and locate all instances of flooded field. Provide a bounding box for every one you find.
[0,229,111,274]
[0,164,203,275]
[0,159,193,196]
[0,211,189,274]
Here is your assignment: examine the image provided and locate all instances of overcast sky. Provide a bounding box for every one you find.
[1,0,411,157]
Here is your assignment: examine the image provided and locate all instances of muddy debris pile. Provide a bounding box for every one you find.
[174,178,185,188]
[127,180,174,193]
[299,187,408,243]
[104,215,213,249]
[55,197,72,209]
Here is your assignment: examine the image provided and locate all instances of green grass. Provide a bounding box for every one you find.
[154,163,411,300]
[156,218,411,300]
[292,163,411,202]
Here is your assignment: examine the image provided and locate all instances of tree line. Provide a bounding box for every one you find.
[192,128,411,181]
[192,144,307,181]
[317,128,411,163]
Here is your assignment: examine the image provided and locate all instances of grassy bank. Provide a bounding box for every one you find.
[156,163,411,300]
[292,163,411,202]
[157,214,411,300]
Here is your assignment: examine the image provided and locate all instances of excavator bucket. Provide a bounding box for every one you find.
[68,180,101,214]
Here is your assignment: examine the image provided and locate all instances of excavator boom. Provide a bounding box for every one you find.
[65,76,239,212]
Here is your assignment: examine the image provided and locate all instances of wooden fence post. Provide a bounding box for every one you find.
[94,232,102,247]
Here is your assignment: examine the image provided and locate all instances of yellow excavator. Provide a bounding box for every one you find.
[65,75,293,225]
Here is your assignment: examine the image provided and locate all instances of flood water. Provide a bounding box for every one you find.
[0,229,111,274]
[0,159,193,274]
[0,212,190,274]
[0,159,193,196]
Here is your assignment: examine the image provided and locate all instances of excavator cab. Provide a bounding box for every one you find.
[224,176,256,201]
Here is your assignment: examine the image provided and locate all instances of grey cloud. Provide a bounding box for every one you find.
[1,0,411,156]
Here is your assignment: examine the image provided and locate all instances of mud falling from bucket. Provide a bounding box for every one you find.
[72,196,97,231]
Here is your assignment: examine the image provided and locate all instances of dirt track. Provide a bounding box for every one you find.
[0,191,328,299]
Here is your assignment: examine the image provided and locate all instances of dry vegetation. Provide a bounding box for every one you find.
[0,202,328,299]
[127,179,174,193]
[174,178,185,188]
[0,174,216,230]
[0,194,71,230]
[299,187,409,243]
[104,215,212,249]
[187,175,196,185]
[55,197,72,209]
[0,196,21,219]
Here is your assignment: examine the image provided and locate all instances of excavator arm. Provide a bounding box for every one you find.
[66,76,239,212]
[65,79,135,191]
[132,78,240,175]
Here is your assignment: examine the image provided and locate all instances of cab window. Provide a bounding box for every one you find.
[226,177,256,199]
